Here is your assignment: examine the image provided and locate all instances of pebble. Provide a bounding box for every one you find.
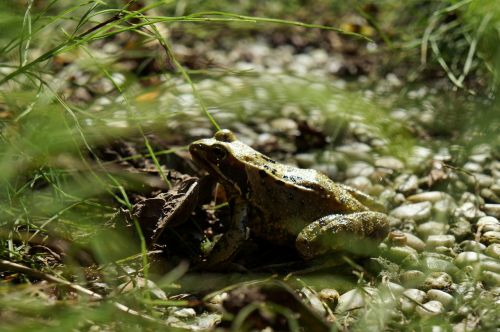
[394,174,419,195]
[481,188,500,203]
[344,176,373,193]
[375,156,404,170]
[476,216,500,228]
[480,259,500,273]
[420,254,460,276]
[459,240,486,252]
[450,218,472,240]
[484,243,500,259]
[423,272,453,290]
[455,202,484,220]
[417,221,449,239]
[453,319,478,332]
[433,198,456,221]
[463,162,482,173]
[336,288,376,313]
[390,201,432,222]
[345,161,375,178]
[481,231,500,245]
[173,308,197,318]
[426,235,455,248]
[338,144,373,162]
[481,271,500,286]
[300,287,326,316]
[454,252,490,267]
[383,282,405,295]
[483,204,500,218]
[475,173,494,187]
[407,191,448,203]
[400,289,426,314]
[270,117,298,134]
[404,232,426,252]
[318,288,340,308]
[415,300,445,317]
[400,270,426,288]
[387,230,407,246]
[386,245,419,264]
[295,153,316,168]
[426,289,454,308]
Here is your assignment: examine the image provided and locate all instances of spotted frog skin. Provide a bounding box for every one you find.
[189,129,389,264]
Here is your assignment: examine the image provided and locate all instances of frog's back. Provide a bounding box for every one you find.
[245,163,368,243]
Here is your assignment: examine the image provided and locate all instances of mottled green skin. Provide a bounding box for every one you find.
[189,129,389,263]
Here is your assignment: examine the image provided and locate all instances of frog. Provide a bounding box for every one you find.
[189,129,389,265]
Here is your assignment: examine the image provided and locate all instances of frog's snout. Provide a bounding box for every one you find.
[189,142,206,158]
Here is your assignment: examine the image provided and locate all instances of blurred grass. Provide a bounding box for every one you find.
[0,0,499,330]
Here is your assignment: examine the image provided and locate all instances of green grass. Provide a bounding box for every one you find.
[0,0,499,331]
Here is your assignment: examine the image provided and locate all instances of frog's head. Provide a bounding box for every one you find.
[190,129,258,195]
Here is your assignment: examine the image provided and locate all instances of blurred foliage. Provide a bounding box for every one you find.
[0,0,499,331]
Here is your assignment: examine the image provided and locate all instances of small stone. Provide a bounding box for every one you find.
[417,221,449,239]
[476,216,500,233]
[416,300,444,317]
[433,246,456,257]
[336,288,376,313]
[420,254,460,275]
[295,153,316,168]
[455,202,484,221]
[314,163,338,179]
[426,289,454,308]
[450,218,472,240]
[481,188,500,203]
[481,231,500,245]
[485,243,500,259]
[475,174,494,187]
[375,156,404,170]
[433,198,456,222]
[400,270,426,288]
[300,287,326,316]
[453,319,478,332]
[395,174,419,195]
[390,201,432,222]
[407,191,448,203]
[483,204,500,218]
[481,271,500,286]
[345,161,375,178]
[404,233,426,252]
[386,245,419,264]
[480,259,500,273]
[318,288,340,307]
[387,230,407,246]
[423,272,453,290]
[400,288,426,314]
[463,162,482,173]
[426,235,456,248]
[454,252,490,267]
[270,118,298,134]
[459,240,486,252]
[344,176,372,193]
[173,308,196,318]
[383,282,405,295]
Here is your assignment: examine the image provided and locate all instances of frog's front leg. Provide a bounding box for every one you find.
[202,198,248,267]
[295,212,389,260]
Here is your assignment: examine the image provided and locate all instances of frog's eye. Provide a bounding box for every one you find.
[211,145,228,162]
[215,129,237,142]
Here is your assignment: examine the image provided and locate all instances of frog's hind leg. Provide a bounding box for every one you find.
[295,212,389,260]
